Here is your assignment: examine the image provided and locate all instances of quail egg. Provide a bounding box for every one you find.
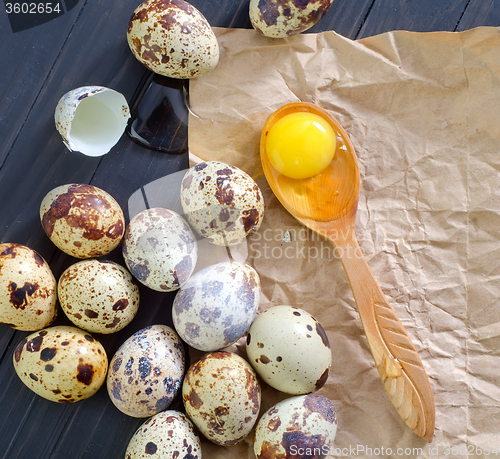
[127,0,219,79]
[249,0,334,38]
[40,183,125,259]
[172,261,260,351]
[122,208,197,292]
[107,325,185,418]
[13,325,108,403]
[182,351,261,445]
[125,410,202,459]
[0,243,57,331]
[254,394,338,459]
[246,305,332,394]
[58,259,140,334]
[180,161,264,246]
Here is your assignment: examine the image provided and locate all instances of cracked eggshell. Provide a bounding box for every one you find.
[40,184,125,259]
[58,260,140,334]
[246,305,332,394]
[249,0,334,38]
[254,394,338,459]
[127,0,219,79]
[125,410,202,459]
[13,325,108,403]
[55,86,130,157]
[107,325,185,418]
[122,208,197,292]
[182,351,261,446]
[180,161,264,246]
[172,261,260,351]
[0,243,57,331]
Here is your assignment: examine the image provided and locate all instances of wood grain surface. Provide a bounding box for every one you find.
[0,0,498,457]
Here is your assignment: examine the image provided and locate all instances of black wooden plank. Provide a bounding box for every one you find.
[457,0,500,31]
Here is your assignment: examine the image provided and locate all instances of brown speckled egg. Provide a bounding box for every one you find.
[180,161,264,246]
[0,243,57,331]
[58,260,140,334]
[254,394,338,459]
[127,0,219,79]
[122,208,197,292]
[12,325,108,403]
[107,325,185,418]
[249,0,334,38]
[172,261,260,351]
[125,411,202,459]
[246,306,332,394]
[40,183,125,258]
[182,351,261,445]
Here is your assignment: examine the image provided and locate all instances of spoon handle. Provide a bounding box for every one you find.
[329,230,435,442]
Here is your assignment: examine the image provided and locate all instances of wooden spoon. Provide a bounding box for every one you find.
[260,102,435,442]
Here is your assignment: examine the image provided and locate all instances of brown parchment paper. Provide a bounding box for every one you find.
[188,26,500,458]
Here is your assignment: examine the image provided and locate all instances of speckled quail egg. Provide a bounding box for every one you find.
[107,325,185,418]
[254,394,338,459]
[125,410,202,459]
[0,243,57,331]
[40,183,125,258]
[246,306,332,394]
[182,351,261,445]
[249,0,334,38]
[127,0,219,79]
[180,161,264,246]
[55,86,130,157]
[172,261,260,351]
[58,259,140,334]
[122,208,197,292]
[13,325,108,403]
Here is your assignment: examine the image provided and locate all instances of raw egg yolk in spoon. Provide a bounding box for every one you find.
[265,111,337,179]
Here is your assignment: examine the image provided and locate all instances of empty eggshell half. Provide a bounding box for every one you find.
[55,86,130,157]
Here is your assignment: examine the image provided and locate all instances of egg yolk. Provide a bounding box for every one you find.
[265,112,337,179]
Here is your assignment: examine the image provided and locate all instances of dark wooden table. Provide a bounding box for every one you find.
[0,1,499,457]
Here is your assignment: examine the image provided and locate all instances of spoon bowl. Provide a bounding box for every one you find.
[261,102,435,442]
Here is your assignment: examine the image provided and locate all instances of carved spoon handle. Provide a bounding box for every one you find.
[328,229,435,442]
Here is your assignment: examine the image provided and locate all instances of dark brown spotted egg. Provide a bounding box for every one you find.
[180,161,264,246]
[12,325,108,403]
[246,306,332,394]
[127,0,219,79]
[249,0,334,38]
[172,261,260,351]
[122,208,197,292]
[58,260,140,334]
[107,325,185,418]
[125,411,201,459]
[0,243,57,331]
[182,351,261,445]
[40,184,125,258]
[254,394,338,459]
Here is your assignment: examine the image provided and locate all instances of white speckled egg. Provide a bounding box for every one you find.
[55,86,130,157]
[0,243,57,331]
[180,161,264,246]
[122,208,197,292]
[182,351,260,445]
[246,306,332,394]
[13,325,108,403]
[249,0,334,38]
[125,410,202,459]
[40,183,125,259]
[107,325,185,418]
[172,261,260,351]
[127,0,219,79]
[254,394,338,459]
[58,259,140,334]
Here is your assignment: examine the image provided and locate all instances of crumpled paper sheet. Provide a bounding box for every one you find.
[188,26,500,458]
